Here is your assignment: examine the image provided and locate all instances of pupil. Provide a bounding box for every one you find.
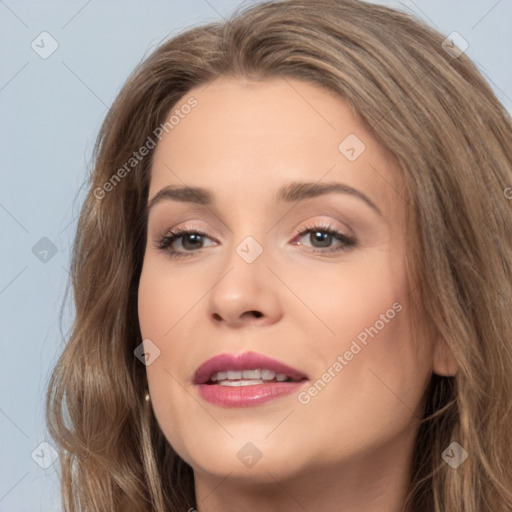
[183,233,202,250]
[312,231,331,247]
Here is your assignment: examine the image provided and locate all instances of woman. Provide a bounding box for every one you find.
[46,0,512,511]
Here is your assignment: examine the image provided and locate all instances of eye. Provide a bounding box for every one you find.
[154,227,217,259]
[154,222,357,259]
[291,222,356,255]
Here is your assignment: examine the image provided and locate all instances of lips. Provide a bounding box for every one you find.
[193,351,308,385]
[193,351,309,407]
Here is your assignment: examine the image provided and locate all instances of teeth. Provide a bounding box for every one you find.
[242,369,261,379]
[209,369,292,383]
[217,379,264,387]
[261,369,276,380]
[211,371,227,382]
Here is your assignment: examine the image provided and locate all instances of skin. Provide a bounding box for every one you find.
[137,77,458,512]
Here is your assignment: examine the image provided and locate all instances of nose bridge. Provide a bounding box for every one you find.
[234,232,266,265]
[221,224,268,289]
[223,203,270,264]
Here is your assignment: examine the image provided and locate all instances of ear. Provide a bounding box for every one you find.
[432,338,458,376]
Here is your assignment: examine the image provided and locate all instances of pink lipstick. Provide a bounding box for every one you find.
[193,351,308,407]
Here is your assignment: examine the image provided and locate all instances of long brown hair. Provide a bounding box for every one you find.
[46,0,512,510]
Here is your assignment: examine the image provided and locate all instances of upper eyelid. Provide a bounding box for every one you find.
[146,198,370,232]
[155,218,351,237]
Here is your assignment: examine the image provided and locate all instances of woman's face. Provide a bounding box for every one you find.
[138,77,451,490]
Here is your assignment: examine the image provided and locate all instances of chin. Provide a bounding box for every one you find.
[175,434,309,482]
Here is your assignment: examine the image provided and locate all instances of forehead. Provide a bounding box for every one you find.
[149,77,403,218]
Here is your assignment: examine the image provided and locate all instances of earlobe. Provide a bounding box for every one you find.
[432,338,458,376]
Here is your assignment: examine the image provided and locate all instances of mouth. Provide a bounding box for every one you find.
[193,351,309,407]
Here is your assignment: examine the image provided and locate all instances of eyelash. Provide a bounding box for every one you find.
[154,222,357,259]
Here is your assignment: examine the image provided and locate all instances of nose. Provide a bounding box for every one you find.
[207,237,283,328]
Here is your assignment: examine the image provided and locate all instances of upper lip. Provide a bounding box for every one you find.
[193,351,309,384]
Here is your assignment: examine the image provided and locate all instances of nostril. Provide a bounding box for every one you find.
[250,311,263,318]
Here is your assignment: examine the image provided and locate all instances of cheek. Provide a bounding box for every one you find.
[138,255,203,338]
[295,248,406,353]
[295,250,431,439]
[137,258,195,393]
[137,258,199,458]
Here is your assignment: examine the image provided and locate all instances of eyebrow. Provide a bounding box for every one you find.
[147,181,383,217]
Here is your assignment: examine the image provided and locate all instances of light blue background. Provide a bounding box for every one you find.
[1,1,511,510]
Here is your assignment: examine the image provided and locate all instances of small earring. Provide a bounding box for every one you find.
[145,393,150,402]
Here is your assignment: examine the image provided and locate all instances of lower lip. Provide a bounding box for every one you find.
[196,381,308,407]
